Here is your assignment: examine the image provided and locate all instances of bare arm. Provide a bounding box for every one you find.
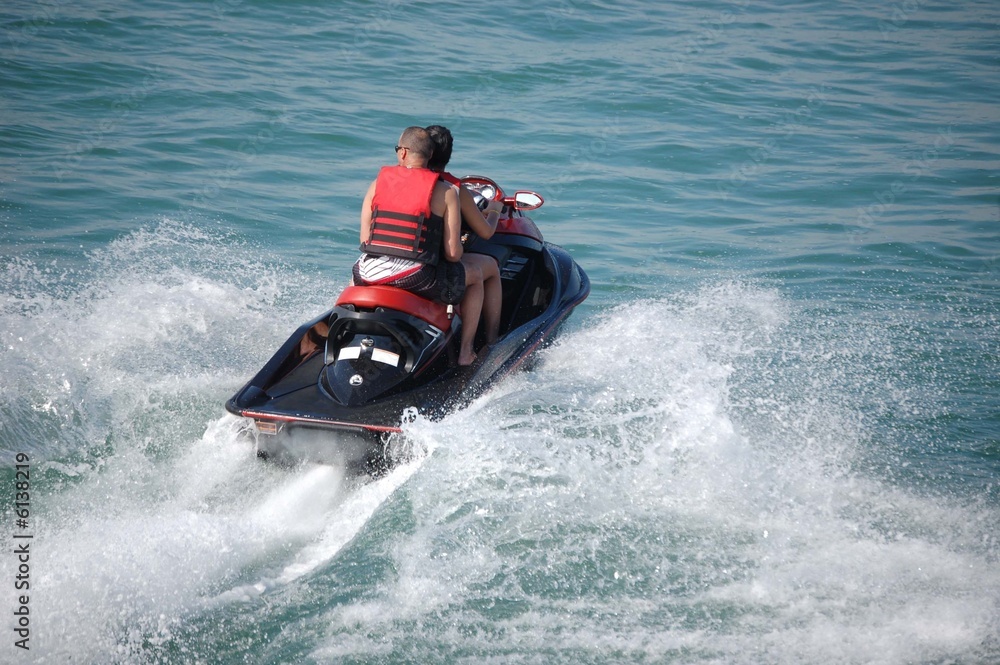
[359,179,377,244]
[458,186,502,239]
[442,185,463,262]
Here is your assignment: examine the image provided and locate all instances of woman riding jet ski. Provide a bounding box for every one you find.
[226,135,589,470]
[352,126,502,367]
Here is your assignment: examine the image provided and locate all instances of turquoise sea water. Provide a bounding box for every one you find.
[2,1,999,662]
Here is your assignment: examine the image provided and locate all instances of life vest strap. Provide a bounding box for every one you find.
[371,209,425,253]
[363,208,443,263]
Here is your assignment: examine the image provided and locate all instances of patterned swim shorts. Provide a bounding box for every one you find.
[353,256,466,305]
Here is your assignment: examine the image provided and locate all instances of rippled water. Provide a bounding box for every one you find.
[2,1,998,662]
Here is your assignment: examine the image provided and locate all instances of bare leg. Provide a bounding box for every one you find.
[482,258,501,344]
[459,271,484,365]
[465,254,501,344]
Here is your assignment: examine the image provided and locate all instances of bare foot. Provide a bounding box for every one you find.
[297,323,328,359]
[298,335,318,358]
[458,349,477,366]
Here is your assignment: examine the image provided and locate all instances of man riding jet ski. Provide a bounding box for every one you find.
[226,128,589,470]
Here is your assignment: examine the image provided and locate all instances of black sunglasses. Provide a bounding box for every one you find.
[394,145,407,153]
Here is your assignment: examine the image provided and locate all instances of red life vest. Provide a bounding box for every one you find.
[361,166,444,265]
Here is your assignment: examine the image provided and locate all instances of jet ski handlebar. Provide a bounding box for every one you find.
[461,175,544,212]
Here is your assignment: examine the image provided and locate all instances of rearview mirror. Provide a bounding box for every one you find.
[513,191,544,211]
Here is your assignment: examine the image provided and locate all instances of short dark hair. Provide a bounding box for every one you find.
[425,125,453,171]
[399,126,433,160]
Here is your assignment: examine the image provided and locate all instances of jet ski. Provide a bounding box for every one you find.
[226,175,590,469]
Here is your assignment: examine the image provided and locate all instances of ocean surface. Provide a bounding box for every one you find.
[2,0,999,662]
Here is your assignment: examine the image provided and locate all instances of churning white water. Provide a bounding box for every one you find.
[2,224,997,663]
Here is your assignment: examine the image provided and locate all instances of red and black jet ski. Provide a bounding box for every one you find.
[226,176,589,469]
